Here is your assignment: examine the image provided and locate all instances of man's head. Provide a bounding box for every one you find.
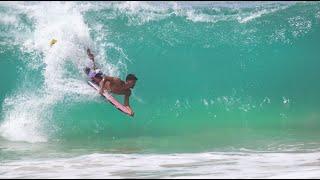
[126,74,138,89]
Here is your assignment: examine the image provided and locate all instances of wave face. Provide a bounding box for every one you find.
[0,1,320,152]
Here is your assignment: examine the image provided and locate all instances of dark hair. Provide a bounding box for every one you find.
[126,74,138,81]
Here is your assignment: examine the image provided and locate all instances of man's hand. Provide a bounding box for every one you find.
[125,106,134,116]
[87,48,92,55]
[99,88,104,95]
[87,48,95,61]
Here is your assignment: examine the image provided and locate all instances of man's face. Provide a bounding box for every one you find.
[127,80,136,89]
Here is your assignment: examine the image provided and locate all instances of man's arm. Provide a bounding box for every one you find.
[124,90,131,107]
[87,48,96,69]
[99,76,113,94]
[124,90,134,116]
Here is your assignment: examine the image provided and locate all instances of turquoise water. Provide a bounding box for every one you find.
[1,1,320,178]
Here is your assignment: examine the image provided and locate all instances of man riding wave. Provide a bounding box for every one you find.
[84,48,137,115]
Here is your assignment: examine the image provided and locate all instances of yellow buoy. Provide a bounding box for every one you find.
[50,39,57,47]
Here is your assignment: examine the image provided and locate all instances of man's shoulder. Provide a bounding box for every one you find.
[104,76,117,81]
[110,77,125,83]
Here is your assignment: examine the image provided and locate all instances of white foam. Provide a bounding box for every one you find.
[237,5,288,24]
[112,1,170,25]
[259,97,271,107]
[169,4,232,24]
[54,1,296,26]
[1,152,320,178]
[0,2,118,143]
[282,97,290,105]
[99,2,224,24]
[316,11,320,19]
[0,91,65,143]
[288,16,312,38]
[185,10,219,23]
[175,99,181,108]
[88,23,128,77]
[105,2,292,24]
[269,28,291,44]
[0,14,17,25]
[202,98,209,107]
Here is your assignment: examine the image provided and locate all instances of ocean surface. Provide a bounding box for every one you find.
[1,1,320,178]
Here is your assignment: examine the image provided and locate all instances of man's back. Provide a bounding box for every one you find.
[103,76,131,96]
